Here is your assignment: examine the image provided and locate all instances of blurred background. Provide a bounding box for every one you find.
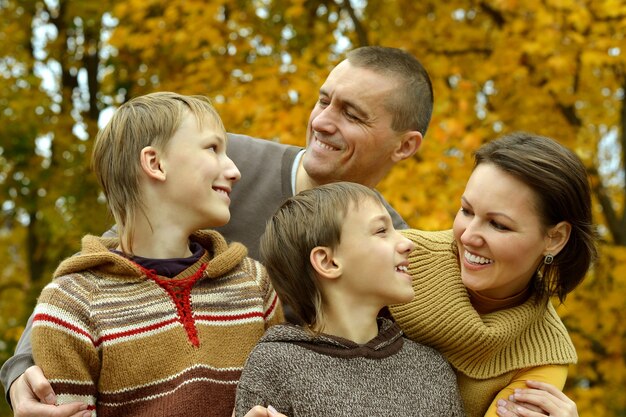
[0,0,624,415]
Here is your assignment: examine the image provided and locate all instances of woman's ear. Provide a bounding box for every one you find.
[140,146,166,181]
[544,221,572,257]
[310,246,342,280]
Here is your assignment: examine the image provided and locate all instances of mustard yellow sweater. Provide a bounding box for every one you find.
[390,229,577,417]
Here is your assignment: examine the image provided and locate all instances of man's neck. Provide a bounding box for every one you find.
[294,152,318,194]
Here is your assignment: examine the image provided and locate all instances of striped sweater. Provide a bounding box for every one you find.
[31,230,283,417]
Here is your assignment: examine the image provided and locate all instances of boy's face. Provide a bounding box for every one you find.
[160,112,241,230]
[331,197,416,308]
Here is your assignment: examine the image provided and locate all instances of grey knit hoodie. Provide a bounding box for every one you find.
[235,318,464,416]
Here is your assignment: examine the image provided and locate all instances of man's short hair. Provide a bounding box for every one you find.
[347,46,434,136]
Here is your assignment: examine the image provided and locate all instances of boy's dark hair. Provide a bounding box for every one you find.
[260,182,383,327]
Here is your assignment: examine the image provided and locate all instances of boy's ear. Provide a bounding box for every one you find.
[391,131,422,162]
[310,246,341,280]
[140,146,166,181]
[544,221,572,257]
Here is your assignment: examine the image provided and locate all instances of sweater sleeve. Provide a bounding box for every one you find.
[483,365,568,417]
[0,312,35,406]
[31,274,100,411]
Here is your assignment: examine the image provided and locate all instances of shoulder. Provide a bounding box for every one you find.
[401,229,455,248]
[227,133,302,159]
[237,256,267,281]
[232,257,275,297]
[400,337,458,374]
[242,326,295,372]
[44,270,98,297]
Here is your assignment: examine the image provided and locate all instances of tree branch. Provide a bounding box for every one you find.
[479,1,506,28]
[591,174,623,244]
[341,0,369,47]
[618,76,626,243]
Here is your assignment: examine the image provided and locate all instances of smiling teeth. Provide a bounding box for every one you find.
[316,139,337,151]
[464,251,493,265]
[396,265,408,273]
[214,189,228,195]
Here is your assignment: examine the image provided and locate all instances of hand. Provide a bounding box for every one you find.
[10,366,91,417]
[235,405,288,417]
[496,380,578,417]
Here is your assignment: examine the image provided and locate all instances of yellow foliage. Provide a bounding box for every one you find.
[2,1,626,416]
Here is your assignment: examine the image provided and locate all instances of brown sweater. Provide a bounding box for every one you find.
[32,230,283,417]
[235,318,464,416]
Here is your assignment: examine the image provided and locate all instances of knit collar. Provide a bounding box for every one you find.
[53,230,247,281]
[390,229,577,379]
[467,285,531,315]
[260,317,405,359]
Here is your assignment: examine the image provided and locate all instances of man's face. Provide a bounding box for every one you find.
[302,60,409,188]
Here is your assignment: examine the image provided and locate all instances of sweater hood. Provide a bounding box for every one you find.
[258,317,404,359]
[53,230,247,280]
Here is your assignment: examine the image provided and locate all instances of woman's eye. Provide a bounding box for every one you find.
[490,220,508,231]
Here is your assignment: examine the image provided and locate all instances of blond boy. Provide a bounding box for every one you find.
[30,92,283,417]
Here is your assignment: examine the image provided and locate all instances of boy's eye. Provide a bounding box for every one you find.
[376,227,387,235]
[459,207,472,216]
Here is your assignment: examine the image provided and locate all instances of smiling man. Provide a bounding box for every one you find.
[216,46,433,259]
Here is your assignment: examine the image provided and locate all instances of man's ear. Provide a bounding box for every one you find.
[140,146,166,181]
[544,221,572,257]
[310,246,341,280]
[391,131,422,162]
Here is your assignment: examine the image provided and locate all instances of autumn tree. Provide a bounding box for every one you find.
[0,3,113,414]
[1,1,624,416]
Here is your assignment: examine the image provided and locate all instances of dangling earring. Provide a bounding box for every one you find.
[544,254,554,265]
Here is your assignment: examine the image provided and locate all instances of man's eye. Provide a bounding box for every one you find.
[345,112,359,122]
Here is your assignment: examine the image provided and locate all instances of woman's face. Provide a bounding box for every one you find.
[452,163,551,299]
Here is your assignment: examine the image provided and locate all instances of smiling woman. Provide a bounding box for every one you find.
[391,132,597,417]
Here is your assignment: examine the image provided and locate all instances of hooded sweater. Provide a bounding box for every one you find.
[235,318,464,417]
[390,229,577,416]
[31,230,283,417]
